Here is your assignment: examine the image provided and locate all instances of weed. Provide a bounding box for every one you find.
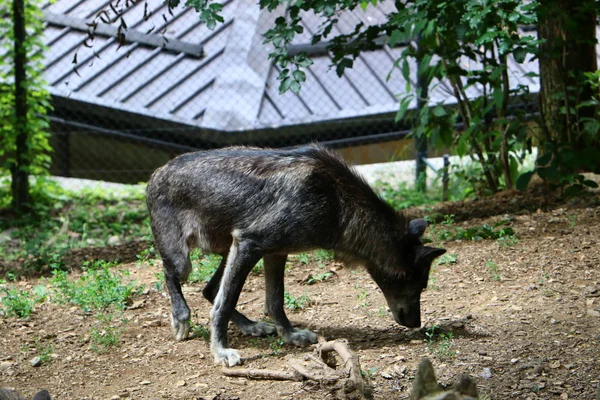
[430,218,517,243]
[313,249,334,264]
[0,285,46,318]
[89,311,128,353]
[361,366,378,379]
[51,260,140,312]
[190,320,211,341]
[269,337,285,354]
[296,253,311,265]
[369,306,388,318]
[424,325,456,360]
[306,272,333,285]
[435,253,457,266]
[252,259,265,275]
[568,214,577,228]
[153,272,165,292]
[188,251,221,283]
[34,339,54,365]
[485,260,502,281]
[284,292,311,310]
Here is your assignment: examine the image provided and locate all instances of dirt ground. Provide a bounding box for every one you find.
[1,189,599,399]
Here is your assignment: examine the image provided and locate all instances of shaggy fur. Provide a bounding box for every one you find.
[147,145,445,367]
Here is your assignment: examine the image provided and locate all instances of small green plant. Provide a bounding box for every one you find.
[361,366,378,379]
[0,285,46,318]
[284,291,311,310]
[190,318,211,341]
[268,337,285,354]
[89,311,128,353]
[435,253,457,266]
[296,253,311,265]
[252,259,265,275]
[51,260,139,312]
[305,272,333,285]
[188,251,221,283]
[485,260,502,281]
[369,306,388,318]
[497,234,519,248]
[34,339,54,365]
[424,325,456,360]
[568,214,577,228]
[431,218,517,243]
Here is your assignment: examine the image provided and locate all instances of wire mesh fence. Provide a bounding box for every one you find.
[37,0,443,185]
[37,0,540,186]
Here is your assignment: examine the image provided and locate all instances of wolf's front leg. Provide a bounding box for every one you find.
[210,237,263,367]
[203,255,277,337]
[264,254,319,346]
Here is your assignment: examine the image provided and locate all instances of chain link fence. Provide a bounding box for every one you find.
[40,0,444,185]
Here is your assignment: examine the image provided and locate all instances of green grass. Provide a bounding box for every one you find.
[51,260,140,312]
[284,291,312,310]
[424,325,456,360]
[188,251,221,283]
[427,215,518,243]
[486,259,502,281]
[0,178,149,275]
[89,311,128,353]
[305,272,333,285]
[0,284,47,318]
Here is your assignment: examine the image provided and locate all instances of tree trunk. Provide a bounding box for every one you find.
[537,0,598,154]
[11,0,30,212]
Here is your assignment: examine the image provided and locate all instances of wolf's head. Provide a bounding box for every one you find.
[369,218,446,328]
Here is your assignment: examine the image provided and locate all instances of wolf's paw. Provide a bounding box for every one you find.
[284,328,318,346]
[213,348,242,367]
[239,320,277,337]
[171,317,190,341]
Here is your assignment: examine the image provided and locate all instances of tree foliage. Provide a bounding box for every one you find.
[1,0,53,211]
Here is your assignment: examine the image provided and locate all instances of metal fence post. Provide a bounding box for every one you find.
[442,154,449,201]
[415,34,428,192]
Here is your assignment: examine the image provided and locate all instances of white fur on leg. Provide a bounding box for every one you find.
[171,314,190,341]
[212,347,242,367]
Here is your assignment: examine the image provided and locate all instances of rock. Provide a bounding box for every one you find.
[108,236,121,246]
[175,380,186,387]
[30,356,42,367]
[481,368,493,380]
[140,381,152,385]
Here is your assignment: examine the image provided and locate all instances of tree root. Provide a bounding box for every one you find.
[222,339,368,399]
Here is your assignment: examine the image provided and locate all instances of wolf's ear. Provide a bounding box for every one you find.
[416,246,446,265]
[409,218,428,237]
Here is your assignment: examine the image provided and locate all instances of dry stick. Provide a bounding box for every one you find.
[287,359,340,383]
[222,367,302,381]
[317,340,366,396]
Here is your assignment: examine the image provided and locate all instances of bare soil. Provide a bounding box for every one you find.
[1,190,599,399]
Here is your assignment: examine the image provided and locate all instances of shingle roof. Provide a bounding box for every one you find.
[41,0,541,133]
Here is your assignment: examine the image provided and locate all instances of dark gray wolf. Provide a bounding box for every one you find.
[0,389,51,400]
[146,145,445,367]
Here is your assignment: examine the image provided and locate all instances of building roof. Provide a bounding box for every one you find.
[40,0,540,136]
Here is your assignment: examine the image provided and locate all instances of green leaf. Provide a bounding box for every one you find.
[432,106,446,117]
[292,70,306,83]
[516,171,534,191]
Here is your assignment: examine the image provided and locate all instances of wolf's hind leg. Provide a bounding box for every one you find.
[264,254,318,346]
[203,255,276,337]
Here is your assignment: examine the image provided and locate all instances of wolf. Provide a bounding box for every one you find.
[146,145,446,367]
[0,389,51,400]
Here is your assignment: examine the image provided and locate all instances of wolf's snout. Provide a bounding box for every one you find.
[394,308,421,328]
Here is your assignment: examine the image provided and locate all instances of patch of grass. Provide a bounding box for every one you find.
[361,366,378,379]
[284,291,311,310]
[190,319,211,341]
[252,259,265,275]
[0,178,149,274]
[485,260,502,281]
[424,325,456,360]
[428,216,517,243]
[268,337,285,354]
[305,272,333,285]
[0,284,47,318]
[51,260,140,312]
[188,251,221,283]
[89,311,128,353]
[369,306,388,318]
[34,339,54,365]
[296,253,311,265]
[435,253,457,266]
[497,234,519,248]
